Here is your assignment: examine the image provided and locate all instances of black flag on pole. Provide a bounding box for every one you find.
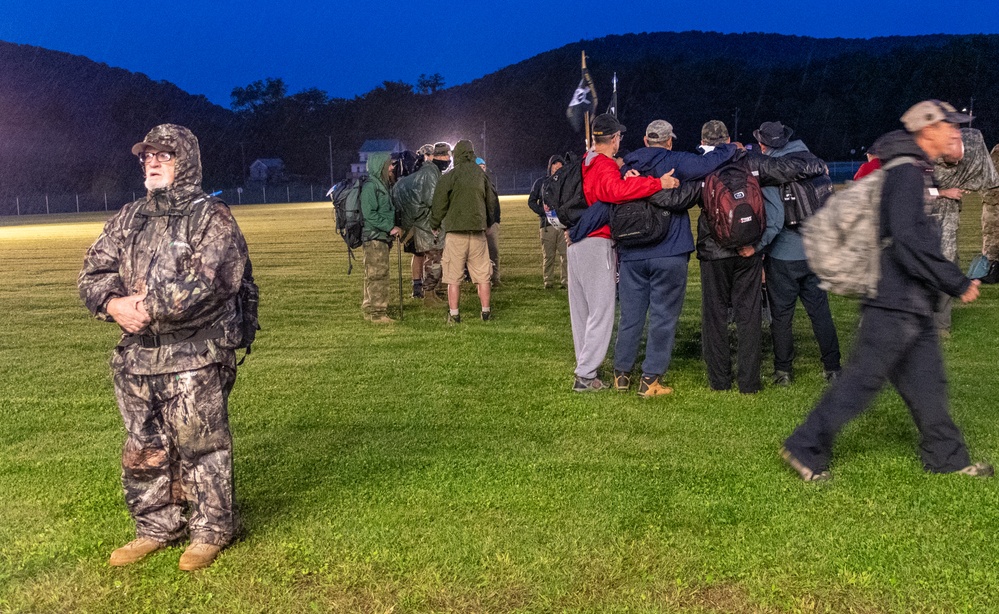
[606,73,618,118]
[566,65,597,133]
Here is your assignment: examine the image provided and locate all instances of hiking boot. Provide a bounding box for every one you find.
[637,375,673,398]
[823,369,841,383]
[368,314,395,324]
[423,293,443,305]
[109,537,165,566]
[613,370,631,392]
[446,312,461,325]
[481,310,492,321]
[957,462,995,477]
[772,370,792,387]
[178,542,222,571]
[780,447,831,482]
[572,376,607,393]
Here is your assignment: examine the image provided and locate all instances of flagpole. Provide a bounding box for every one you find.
[582,51,592,149]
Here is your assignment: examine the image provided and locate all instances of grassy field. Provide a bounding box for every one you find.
[2,194,999,613]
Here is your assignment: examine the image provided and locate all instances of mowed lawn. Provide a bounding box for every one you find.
[2,194,999,614]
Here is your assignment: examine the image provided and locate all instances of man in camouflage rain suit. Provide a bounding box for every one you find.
[393,142,451,302]
[981,144,999,267]
[78,124,250,571]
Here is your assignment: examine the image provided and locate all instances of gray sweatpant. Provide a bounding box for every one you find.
[568,237,616,379]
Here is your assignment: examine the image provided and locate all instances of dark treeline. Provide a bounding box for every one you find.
[1,31,998,202]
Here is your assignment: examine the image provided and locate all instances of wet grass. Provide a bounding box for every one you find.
[1,196,998,613]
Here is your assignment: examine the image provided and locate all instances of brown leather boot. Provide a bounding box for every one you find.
[178,542,223,571]
[109,537,165,566]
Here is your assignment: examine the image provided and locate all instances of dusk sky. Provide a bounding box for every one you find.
[3,0,998,108]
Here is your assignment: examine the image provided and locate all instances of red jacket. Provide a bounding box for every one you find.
[854,158,882,180]
[581,152,662,239]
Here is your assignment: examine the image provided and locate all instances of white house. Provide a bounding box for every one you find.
[249,158,286,182]
[350,139,406,177]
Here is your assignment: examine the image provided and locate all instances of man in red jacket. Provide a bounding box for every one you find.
[569,113,678,391]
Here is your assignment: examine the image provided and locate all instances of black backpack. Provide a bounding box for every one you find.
[701,157,766,248]
[234,259,260,363]
[609,199,672,248]
[781,173,834,228]
[328,176,367,273]
[542,153,587,229]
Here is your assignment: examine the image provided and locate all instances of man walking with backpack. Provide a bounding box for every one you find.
[781,100,992,481]
[78,124,251,570]
[696,120,827,394]
[528,155,568,289]
[743,121,841,386]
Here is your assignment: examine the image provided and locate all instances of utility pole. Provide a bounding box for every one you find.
[480,121,487,163]
[733,108,741,143]
[239,142,247,185]
[328,135,335,187]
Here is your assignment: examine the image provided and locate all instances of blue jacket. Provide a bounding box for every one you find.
[614,144,737,261]
[757,139,810,261]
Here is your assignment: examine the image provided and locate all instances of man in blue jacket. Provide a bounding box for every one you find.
[612,120,737,396]
[739,122,841,386]
[782,101,991,481]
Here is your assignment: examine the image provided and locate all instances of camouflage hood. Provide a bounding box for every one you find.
[133,124,206,207]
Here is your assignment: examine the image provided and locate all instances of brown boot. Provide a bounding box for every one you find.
[178,542,223,571]
[109,537,165,566]
[637,375,673,398]
[368,314,396,324]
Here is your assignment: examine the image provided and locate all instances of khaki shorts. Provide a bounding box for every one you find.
[441,231,492,285]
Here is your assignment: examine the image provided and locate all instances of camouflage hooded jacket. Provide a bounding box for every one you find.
[392,160,445,253]
[78,124,249,375]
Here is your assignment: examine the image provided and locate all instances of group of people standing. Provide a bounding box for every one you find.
[531,101,996,482]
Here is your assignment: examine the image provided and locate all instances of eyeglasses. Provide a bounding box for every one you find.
[138,151,175,164]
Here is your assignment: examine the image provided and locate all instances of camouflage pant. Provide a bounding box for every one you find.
[540,225,568,288]
[983,202,999,261]
[931,199,960,331]
[421,248,443,296]
[113,364,236,546]
[362,240,391,317]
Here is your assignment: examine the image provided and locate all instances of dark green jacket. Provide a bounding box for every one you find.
[393,161,445,252]
[361,152,395,242]
[430,140,498,232]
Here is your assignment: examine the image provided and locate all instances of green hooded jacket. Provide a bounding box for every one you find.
[430,140,498,233]
[361,151,396,242]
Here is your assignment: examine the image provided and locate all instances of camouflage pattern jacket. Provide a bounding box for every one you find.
[78,125,249,375]
[392,161,445,253]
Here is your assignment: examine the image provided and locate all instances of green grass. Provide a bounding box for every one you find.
[2,196,999,613]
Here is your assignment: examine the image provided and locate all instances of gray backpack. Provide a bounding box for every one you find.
[801,156,918,299]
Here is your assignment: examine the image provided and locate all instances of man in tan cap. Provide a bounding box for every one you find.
[782,100,991,482]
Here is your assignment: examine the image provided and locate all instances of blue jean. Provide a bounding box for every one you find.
[613,255,688,377]
[765,257,841,373]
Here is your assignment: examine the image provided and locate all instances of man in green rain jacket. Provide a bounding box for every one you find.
[361,151,401,323]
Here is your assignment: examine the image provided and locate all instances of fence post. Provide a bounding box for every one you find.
[287,185,290,203]
[262,185,267,203]
[310,185,314,201]
[45,194,50,215]
[132,192,136,202]
[104,192,108,211]
[16,197,19,216]
[76,194,80,214]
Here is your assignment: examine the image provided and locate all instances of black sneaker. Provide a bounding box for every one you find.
[780,447,831,482]
[772,371,792,387]
[823,369,841,383]
[957,462,994,477]
[481,310,492,321]
[572,376,607,393]
[613,370,631,392]
[446,312,461,325]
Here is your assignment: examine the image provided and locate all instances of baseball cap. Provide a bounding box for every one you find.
[416,143,434,157]
[475,157,486,166]
[901,100,972,133]
[131,127,179,155]
[646,120,676,142]
[700,120,730,145]
[591,113,626,137]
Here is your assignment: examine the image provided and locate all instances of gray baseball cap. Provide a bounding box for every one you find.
[901,100,972,133]
[646,120,676,142]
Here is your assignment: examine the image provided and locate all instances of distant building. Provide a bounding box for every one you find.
[249,158,286,182]
[350,139,406,177]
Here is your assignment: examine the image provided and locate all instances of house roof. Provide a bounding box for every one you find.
[251,158,284,168]
[359,139,403,153]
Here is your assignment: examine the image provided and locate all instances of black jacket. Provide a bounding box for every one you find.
[528,155,566,228]
[864,130,970,315]
[695,148,828,261]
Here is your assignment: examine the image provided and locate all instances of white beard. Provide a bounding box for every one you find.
[144,175,171,191]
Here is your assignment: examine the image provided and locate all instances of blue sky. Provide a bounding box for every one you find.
[2,0,998,107]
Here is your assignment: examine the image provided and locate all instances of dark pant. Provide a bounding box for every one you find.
[614,255,688,378]
[700,255,763,393]
[783,306,971,473]
[765,257,841,373]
